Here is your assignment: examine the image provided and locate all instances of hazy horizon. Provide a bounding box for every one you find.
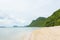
[0,0,60,27]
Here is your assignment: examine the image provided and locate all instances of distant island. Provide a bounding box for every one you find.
[27,9,60,27]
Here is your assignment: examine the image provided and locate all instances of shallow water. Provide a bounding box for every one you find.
[0,27,40,40]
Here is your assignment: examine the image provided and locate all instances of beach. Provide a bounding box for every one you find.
[0,26,60,40]
[30,26,60,40]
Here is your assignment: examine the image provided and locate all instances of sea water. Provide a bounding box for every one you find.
[0,27,40,40]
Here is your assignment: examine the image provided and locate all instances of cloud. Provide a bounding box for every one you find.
[0,15,26,27]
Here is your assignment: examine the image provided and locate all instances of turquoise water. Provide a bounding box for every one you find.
[0,27,40,40]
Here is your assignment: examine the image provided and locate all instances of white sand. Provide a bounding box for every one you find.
[29,26,60,40]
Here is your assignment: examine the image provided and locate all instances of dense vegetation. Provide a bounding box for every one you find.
[28,9,60,27]
[44,9,60,27]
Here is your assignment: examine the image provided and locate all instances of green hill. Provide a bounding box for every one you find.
[44,9,60,27]
[28,17,46,27]
[27,9,60,27]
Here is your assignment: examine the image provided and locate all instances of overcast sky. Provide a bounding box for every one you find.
[0,0,60,27]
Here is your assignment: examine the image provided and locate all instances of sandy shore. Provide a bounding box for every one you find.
[1,26,60,40]
[29,26,60,40]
